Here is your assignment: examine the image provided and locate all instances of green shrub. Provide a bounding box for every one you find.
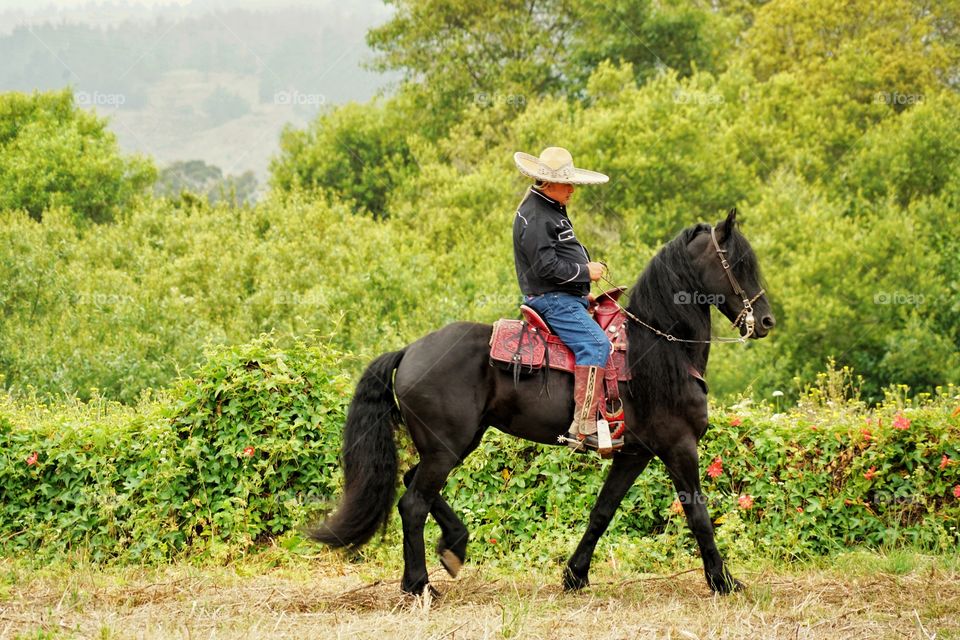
[435,382,960,567]
[1,339,957,565]
[270,101,417,218]
[0,89,155,223]
[0,335,350,562]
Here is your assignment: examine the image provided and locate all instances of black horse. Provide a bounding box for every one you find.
[311,209,775,596]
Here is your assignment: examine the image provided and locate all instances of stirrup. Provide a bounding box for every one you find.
[556,432,624,457]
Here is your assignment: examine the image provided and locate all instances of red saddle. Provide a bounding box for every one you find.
[489,288,709,448]
[488,287,632,381]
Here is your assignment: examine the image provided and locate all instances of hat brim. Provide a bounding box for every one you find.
[514,151,609,185]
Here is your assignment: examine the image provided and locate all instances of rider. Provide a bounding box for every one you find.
[512,146,621,451]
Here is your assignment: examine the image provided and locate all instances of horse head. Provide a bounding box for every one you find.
[686,209,775,338]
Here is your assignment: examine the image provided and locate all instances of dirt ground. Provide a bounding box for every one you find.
[2,552,958,639]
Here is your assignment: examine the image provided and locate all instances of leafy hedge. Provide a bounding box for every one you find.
[0,335,350,562]
[1,340,958,564]
[437,381,960,566]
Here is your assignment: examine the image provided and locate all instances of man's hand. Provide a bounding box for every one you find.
[587,262,606,282]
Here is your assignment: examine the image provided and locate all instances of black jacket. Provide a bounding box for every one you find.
[513,188,592,297]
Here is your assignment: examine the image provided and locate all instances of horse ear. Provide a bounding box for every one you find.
[718,208,738,242]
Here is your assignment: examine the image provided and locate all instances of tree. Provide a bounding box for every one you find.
[366,0,743,138]
[0,90,155,223]
[270,101,416,218]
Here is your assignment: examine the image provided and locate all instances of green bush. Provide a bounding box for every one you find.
[0,335,350,562]
[270,101,418,218]
[0,89,154,223]
[436,381,960,567]
[1,338,957,564]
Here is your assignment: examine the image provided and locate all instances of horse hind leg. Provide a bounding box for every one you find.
[403,465,468,578]
[398,453,461,595]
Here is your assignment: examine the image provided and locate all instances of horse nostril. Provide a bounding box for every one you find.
[760,315,775,329]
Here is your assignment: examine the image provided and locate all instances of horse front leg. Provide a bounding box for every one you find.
[663,440,743,594]
[564,452,652,591]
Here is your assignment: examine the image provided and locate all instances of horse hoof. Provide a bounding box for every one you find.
[401,580,431,596]
[562,567,589,592]
[437,548,463,578]
[708,573,744,595]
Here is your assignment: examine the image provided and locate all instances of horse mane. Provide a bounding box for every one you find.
[624,223,713,409]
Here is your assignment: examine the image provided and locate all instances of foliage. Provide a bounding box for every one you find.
[0,90,155,223]
[0,342,957,564]
[202,86,251,124]
[0,192,444,402]
[0,335,350,561]
[270,101,418,218]
[366,0,744,137]
[1,0,959,406]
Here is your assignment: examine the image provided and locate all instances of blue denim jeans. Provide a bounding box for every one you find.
[524,292,611,367]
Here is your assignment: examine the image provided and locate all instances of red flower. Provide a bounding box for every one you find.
[796,506,804,513]
[863,466,877,481]
[489,538,498,545]
[729,416,742,427]
[738,494,754,510]
[670,498,684,515]
[26,451,38,466]
[706,456,723,479]
[810,424,818,431]
[892,414,910,430]
[953,486,960,499]
[941,455,950,470]
[861,429,873,441]
[243,446,255,457]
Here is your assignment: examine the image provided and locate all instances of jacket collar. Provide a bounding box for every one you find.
[529,187,567,214]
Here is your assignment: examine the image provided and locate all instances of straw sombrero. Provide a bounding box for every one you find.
[513,146,608,185]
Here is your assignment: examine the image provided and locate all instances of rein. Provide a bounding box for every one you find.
[599,225,765,345]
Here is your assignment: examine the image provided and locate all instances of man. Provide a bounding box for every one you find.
[512,146,622,452]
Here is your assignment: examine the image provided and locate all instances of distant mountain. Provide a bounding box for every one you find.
[0,0,396,186]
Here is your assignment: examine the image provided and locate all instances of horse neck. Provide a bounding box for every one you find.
[629,260,712,374]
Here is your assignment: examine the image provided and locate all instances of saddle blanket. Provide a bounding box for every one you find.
[488,317,631,381]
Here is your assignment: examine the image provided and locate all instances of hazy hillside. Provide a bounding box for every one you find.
[0,0,395,185]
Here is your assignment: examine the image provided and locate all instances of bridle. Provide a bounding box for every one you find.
[600,225,766,345]
[708,225,766,339]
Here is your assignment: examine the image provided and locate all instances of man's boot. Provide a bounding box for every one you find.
[566,365,625,453]
[566,365,603,451]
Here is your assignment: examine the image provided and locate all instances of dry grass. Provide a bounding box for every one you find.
[1,551,958,640]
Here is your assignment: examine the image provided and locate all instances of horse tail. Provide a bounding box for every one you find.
[309,348,406,549]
